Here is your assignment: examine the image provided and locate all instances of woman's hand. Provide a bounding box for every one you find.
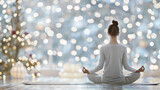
[135,66,145,73]
[82,67,89,74]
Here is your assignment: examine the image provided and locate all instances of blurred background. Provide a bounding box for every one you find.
[0,0,160,79]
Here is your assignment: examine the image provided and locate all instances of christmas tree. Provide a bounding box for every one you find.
[0,0,39,77]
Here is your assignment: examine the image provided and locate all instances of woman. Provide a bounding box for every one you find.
[82,20,145,85]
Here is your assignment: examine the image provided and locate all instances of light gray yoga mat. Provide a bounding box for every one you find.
[23,81,94,85]
[23,81,160,85]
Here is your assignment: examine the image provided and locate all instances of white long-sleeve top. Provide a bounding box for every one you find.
[89,44,136,82]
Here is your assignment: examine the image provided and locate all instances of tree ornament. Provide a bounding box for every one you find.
[24,32,29,35]
[10,62,27,79]
[11,30,16,35]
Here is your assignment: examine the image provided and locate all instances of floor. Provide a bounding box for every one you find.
[0,76,160,90]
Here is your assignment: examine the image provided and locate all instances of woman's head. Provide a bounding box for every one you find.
[108,20,119,37]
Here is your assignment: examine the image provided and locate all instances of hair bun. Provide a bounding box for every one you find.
[112,20,118,26]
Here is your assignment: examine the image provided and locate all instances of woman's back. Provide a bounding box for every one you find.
[102,44,126,82]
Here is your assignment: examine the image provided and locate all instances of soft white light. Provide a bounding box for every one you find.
[98,34,103,38]
[84,29,90,35]
[59,18,65,22]
[87,19,94,23]
[74,0,81,3]
[104,39,109,44]
[43,60,48,65]
[95,12,101,18]
[83,46,88,51]
[48,50,53,55]
[74,5,80,11]
[87,37,93,42]
[67,5,73,10]
[110,0,115,3]
[3,4,7,8]
[148,22,153,28]
[98,3,103,8]
[58,62,63,67]
[90,54,95,59]
[115,2,120,6]
[134,58,138,63]
[148,29,152,34]
[81,57,88,62]
[157,55,160,59]
[98,23,103,28]
[45,27,54,37]
[127,47,131,53]
[37,2,43,7]
[71,39,77,44]
[137,7,141,12]
[150,42,154,47]
[123,5,129,11]
[110,9,116,14]
[137,31,142,37]
[56,33,62,38]
[122,28,127,33]
[75,56,80,61]
[123,0,129,4]
[91,0,97,5]
[154,3,160,9]
[71,27,77,32]
[60,39,67,45]
[46,6,51,10]
[81,7,86,11]
[151,16,155,20]
[86,4,91,8]
[138,14,143,19]
[127,23,133,28]
[2,10,6,14]
[0,0,4,5]
[122,39,128,44]
[150,65,159,70]
[0,59,2,63]
[57,52,63,57]
[94,49,99,55]
[128,34,135,39]
[151,57,157,64]
[56,23,62,28]
[26,8,32,14]
[56,8,61,12]
[71,50,77,56]
[76,45,81,50]
[136,22,141,26]
[43,39,48,44]
[53,0,59,4]
[151,33,157,39]
[46,18,51,24]
[148,9,154,15]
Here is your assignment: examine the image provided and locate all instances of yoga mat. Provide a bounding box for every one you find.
[23,81,160,85]
[23,81,94,85]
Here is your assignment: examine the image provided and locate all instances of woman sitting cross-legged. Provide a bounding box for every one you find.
[82,20,145,85]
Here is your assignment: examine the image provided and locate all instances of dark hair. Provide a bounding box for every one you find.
[108,20,119,36]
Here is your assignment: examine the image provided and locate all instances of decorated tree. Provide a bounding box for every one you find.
[0,0,39,76]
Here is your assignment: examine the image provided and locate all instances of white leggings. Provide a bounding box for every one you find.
[87,72,140,85]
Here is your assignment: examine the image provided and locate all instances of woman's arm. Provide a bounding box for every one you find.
[122,47,137,72]
[88,47,105,74]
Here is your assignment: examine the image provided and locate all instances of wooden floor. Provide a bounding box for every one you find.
[0,76,160,90]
